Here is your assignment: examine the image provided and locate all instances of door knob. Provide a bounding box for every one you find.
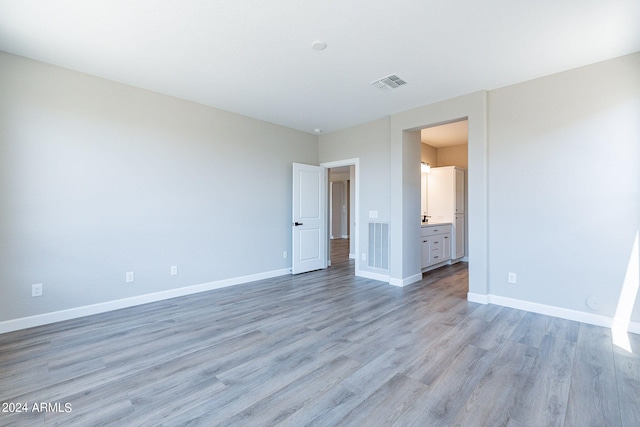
[294,222,304,226]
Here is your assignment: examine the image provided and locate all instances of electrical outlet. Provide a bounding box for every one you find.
[126,272,135,283]
[31,283,43,297]
[508,272,517,284]
[282,251,287,259]
[170,265,178,276]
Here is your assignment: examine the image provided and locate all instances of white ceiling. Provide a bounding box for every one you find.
[1,1,639,135]
[421,120,468,148]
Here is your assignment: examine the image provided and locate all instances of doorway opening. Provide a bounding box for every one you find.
[329,166,352,265]
[419,119,469,290]
[321,159,359,272]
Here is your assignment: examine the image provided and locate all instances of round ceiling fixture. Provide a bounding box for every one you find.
[313,128,322,133]
[311,41,327,51]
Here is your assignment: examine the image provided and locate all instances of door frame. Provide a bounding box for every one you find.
[321,158,360,275]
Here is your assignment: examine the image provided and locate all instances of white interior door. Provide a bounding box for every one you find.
[292,163,327,274]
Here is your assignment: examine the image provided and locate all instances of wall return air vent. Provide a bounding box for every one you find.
[370,74,407,91]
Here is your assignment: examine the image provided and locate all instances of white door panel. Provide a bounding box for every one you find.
[299,229,321,261]
[292,163,327,274]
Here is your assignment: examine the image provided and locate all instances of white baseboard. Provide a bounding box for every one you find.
[0,268,290,334]
[356,269,390,283]
[467,293,640,334]
[389,273,423,287]
[467,292,489,304]
[423,260,450,272]
[11,270,636,337]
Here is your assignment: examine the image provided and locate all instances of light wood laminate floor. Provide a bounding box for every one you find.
[1,260,638,426]
[330,238,350,264]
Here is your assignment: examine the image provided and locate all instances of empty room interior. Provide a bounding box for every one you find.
[1,1,639,425]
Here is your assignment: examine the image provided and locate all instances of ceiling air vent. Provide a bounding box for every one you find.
[370,74,407,91]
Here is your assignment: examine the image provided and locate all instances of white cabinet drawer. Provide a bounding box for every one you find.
[421,224,451,237]
[430,249,444,264]
[430,236,443,248]
[421,232,452,269]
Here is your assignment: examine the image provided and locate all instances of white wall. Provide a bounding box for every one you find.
[0,52,318,324]
[330,181,346,238]
[320,53,640,330]
[398,129,423,284]
[390,92,488,291]
[2,48,638,333]
[319,118,390,279]
[318,92,488,289]
[487,52,640,323]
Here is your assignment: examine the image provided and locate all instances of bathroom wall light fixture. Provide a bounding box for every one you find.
[421,162,431,173]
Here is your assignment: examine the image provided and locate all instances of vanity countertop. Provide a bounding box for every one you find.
[421,222,452,227]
